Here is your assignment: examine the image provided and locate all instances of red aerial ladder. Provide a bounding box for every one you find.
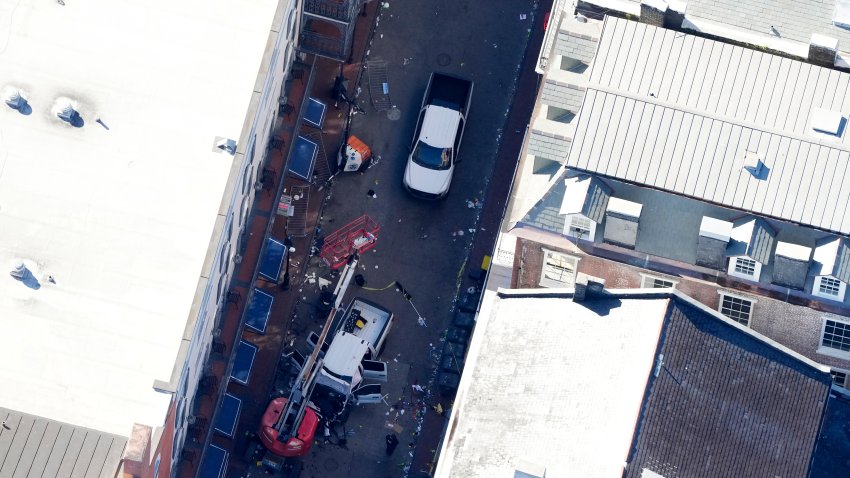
[258,254,363,457]
[319,214,380,269]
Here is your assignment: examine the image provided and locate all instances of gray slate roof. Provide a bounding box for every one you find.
[519,175,568,233]
[625,300,831,478]
[540,78,585,113]
[553,29,598,64]
[0,408,126,478]
[527,129,571,160]
[813,236,850,283]
[567,16,850,235]
[727,217,777,264]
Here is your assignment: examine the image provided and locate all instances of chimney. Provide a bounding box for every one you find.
[573,272,606,302]
[696,217,733,269]
[122,424,152,478]
[809,34,838,67]
[665,0,687,29]
[640,0,668,27]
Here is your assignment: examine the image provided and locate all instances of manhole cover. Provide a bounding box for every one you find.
[324,458,339,471]
[436,53,451,66]
[387,107,401,121]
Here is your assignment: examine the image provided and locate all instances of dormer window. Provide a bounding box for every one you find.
[734,257,757,276]
[567,215,593,240]
[813,276,846,301]
[733,257,757,277]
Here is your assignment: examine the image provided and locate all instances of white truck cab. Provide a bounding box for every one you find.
[403,72,473,199]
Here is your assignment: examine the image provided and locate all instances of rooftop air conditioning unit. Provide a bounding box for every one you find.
[2,86,27,109]
[9,260,27,279]
[53,97,79,123]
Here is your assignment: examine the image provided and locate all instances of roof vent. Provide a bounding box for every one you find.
[2,86,28,111]
[9,260,28,280]
[52,97,84,127]
[810,107,844,135]
[214,137,237,155]
[515,460,547,478]
[742,150,763,176]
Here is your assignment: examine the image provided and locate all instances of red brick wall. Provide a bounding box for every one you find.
[516,237,850,370]
[147,398,176,478]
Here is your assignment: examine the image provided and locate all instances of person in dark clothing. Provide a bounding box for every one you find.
[385,433,400,455]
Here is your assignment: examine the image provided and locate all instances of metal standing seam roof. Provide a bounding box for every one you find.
[567,16,850,235]
[0,408,126,478]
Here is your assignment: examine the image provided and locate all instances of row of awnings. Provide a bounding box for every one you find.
[199,96,328,478]
[200,237,282,475]
[200,343,254,476]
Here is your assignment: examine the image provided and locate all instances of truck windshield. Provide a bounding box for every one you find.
[412,141,451,170]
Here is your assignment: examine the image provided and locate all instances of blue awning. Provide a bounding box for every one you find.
[214,393,242,437]
[231,340,258,385]
[200,444,228,478]
[289,135,318,181]
[304,97,326,128]
[259,238,287,281]
[245,289,273,334]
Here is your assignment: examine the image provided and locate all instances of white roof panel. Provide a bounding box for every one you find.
[435,294,669,478]
[566,16,850,234]
[775,242,812,261]
[607,197,642,219]
[0,0,280,436]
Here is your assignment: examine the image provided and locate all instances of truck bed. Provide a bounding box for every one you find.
[331,297,392,353]
[426,72,473,112]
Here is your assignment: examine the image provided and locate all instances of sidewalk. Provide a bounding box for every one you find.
[176,3,383,478]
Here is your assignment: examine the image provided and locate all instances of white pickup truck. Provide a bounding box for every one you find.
[309,297,394,415]
[403,72,474,199]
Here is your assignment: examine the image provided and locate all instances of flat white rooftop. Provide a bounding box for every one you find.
[435,293,669,478]
[0,0,278,436]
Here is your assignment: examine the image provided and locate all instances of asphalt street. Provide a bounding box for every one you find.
[288,2,542,477]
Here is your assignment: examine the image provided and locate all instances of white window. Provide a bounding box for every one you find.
[821,319,850,352]
[734,257,756,275]
[718,293,754,326]
[153,454,161,478]
[565,215,595,241]
[539,249,579,288]
[640,274,678,289]
[831,368,849,389]
[813,276,847,302]
[727,256,762,281]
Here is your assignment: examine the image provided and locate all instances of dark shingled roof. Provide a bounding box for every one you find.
[810,392,850,477]
[0,408,126,478]
[624,300,831,478]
